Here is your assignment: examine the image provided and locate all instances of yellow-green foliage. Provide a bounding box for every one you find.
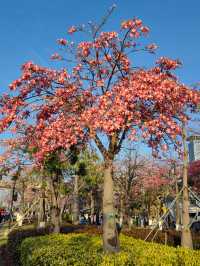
[20,233,200,266]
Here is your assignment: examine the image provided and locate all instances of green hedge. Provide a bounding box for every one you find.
[122,228,200,249]
[7,224,86,265]
[20,233,200,266]
[7,225,50,266]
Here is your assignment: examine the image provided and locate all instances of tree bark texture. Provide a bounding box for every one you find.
[50,176,61,233]
[103,161,119,253]
[175,174,181,230]
[181,125,193,248]
[72,175,79,225]
[37,188,46,228]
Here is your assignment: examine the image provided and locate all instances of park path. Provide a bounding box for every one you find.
[0,223,9,266]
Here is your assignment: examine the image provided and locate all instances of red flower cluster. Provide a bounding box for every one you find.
[68,26,77,34]
[121,18,149,38]
[57,39,67,46]
[156,57,182,70]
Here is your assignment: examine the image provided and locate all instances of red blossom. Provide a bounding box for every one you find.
[140,26,150,34]
[51,53,62,60]
[156,57,182,70]
[146,43,158,51]
[57,39,67,46]
[68,26,77,34]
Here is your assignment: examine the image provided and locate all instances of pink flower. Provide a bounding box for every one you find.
[146,43,158,51]
[51,53,62,60]
[57,39,67,46]
[140,26,150,34]
[68,26,77,34]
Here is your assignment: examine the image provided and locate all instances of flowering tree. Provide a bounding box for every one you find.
[0,7,199,252]
[132,159,172,219]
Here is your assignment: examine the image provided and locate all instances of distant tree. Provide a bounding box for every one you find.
[114,149,147,227]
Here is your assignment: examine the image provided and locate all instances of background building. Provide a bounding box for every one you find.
[188,136,200,162]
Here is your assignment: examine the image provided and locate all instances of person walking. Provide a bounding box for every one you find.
[14,209,23,227]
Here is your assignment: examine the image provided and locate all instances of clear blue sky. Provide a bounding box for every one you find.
[0,0,199,92]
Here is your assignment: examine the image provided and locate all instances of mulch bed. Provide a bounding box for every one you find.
[0,244,12,266]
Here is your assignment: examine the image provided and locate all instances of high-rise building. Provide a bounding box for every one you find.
[188,136,200,162]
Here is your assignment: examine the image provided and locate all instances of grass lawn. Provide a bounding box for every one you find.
[0,222,10,246]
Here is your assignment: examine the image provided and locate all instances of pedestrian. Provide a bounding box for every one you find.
[14,209,23,227]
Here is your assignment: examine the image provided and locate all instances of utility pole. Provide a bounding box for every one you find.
[181,124,193,248]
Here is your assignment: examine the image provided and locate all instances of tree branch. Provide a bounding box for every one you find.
[94,134,108,159]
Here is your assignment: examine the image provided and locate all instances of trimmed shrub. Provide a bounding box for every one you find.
[20,234,103,266]
[6,223,87,265]
[122,228,200,249]
[72,226,200,250]
[7,225,50,266]
[20,233,200,266]
[7,224,200,265]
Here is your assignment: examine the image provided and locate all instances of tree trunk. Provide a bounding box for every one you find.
[50,176,60,233]
[181,125,193,248]
[72,175,79,225]
[95,188,101,225]
[9,178,17,228]
[123,195,131,228]
[59,199,65,224]
[90,191,95,224]
[37,188,46,228]
[91,191,95,214]
[175,175,181,231]
[21,180,25,211]
[119,194,124,227]
[103,160,119,253]
[51,207,60,233]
